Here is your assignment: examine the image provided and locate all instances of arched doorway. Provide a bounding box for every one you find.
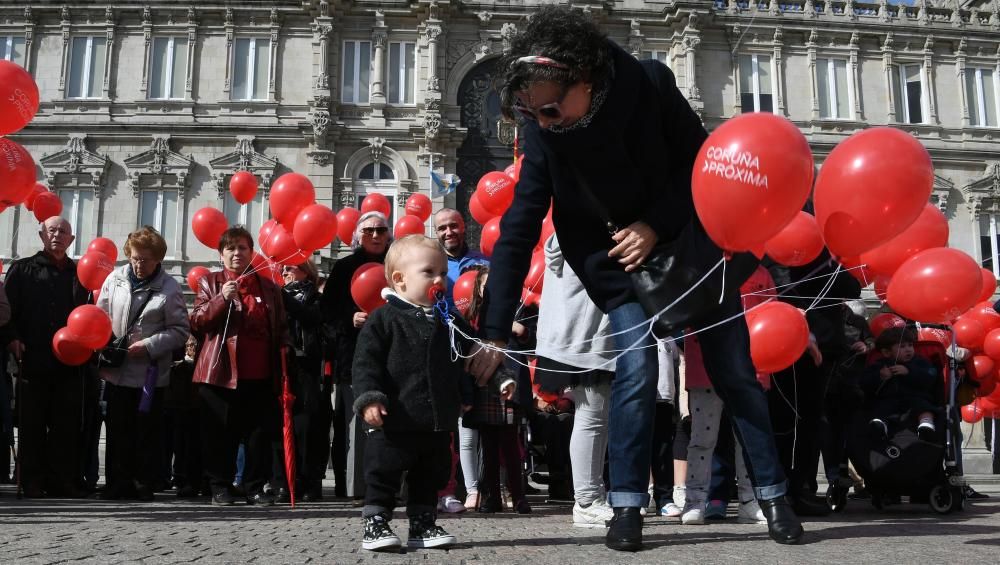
[455,58,516,246]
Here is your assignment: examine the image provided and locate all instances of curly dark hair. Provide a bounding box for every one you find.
[495,5,612,121]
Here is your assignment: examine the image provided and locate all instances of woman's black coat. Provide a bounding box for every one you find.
[481,40,709,340]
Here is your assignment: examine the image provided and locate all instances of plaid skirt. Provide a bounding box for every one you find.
[462,384,520,428]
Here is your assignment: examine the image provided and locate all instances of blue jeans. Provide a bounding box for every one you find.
[607,303,660,508]
[697,292,787,501]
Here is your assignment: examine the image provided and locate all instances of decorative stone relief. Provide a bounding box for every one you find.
[123,135,194,196]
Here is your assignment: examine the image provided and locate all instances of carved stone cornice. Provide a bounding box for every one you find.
[39,134,110,195]
[209,136,279,198]
[123,135,194,197]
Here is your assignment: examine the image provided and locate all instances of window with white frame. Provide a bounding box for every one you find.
[816,58,852,120]
[359,162,395,181]
[231,38,270,101]
[1,35,26,65]
[223,190,265,240]
[0,206,15,257]
[738,54,774,113]
[388,42,416,105]
[981,214,999,278]
[149,37,188,100]
[356,162,398,223]
[67,36,107,99]
[139,189,179,255]
[58,189,95,257]
[342,40,371,104]
[892,63,926,124]
[966,66,999,128]
[643,50,670,67]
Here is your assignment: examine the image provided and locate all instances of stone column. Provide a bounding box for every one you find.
[370,11,387,105]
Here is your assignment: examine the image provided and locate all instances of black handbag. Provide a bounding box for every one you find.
[98,290,154,368]
[571,168,759,336]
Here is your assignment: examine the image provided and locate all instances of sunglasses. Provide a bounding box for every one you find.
[512,83,576,122]
[360,226,389,236]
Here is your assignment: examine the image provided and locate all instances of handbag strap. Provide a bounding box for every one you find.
[564,158,620,237]
[121,289,155,336]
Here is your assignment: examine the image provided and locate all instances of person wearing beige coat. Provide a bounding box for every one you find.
[96,227,190,501]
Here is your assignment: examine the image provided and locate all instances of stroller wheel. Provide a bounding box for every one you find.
[826,485,848,513]
[929,484,954,515]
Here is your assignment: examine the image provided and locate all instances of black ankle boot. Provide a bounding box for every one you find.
[605,507,643,552]
[759,497,804,545]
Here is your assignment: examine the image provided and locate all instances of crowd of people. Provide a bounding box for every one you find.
[0,6,992,556]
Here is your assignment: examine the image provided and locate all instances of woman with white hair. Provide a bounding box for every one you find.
[319,211,392,501]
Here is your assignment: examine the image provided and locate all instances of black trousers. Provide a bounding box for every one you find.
[529,410,574,491]
[18,369,84,492]
[199,380,278,494]
[769,354,831,496]
[479,425,525,502]
[651,401,677,507]
[362,429,451,518]
[105,383,164,491]
[273,368,333,489]
[172,405,203,490]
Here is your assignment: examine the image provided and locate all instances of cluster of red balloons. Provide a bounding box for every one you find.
[77,237,118,293]
[0,61,61,223]
[51,304,112,366]
[394,193,432,238]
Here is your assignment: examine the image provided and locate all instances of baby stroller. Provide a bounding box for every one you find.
[828,323,967,514]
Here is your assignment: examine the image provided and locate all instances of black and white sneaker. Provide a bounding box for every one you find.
[407,512,457,549]
[362,514,401,552]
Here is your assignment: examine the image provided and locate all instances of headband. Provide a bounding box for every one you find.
[515,55,569,70]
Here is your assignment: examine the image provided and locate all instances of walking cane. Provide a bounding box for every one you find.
[14,357,23,500]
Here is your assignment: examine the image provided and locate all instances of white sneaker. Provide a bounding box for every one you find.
[736,499,767,524]
[660,501,683,518]
[436,495,466,514]
[681,503,705,525]
[572,499,614,528]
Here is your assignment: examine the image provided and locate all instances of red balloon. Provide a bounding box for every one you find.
[453,270,478,318]
[87,237,118,264]
[192,207,228,249]
[962,402,986,424]
[77,251,115,292]
[524,251,545,293]
[953,316,986,351]
[293,204,338,251]
[972,355,995,384]
[476,172,517,216]
[258,219,279,248]
[52,327,92,366]
[187,266,211,294]
[31,191,62,223]
[887,247,984,323]
[336,208,360,245]
[521,288,541,309]
[247,252,282,286]
[839,256,873,287]
[692,113,814,253]
[874,276,890,302]
[860,204,949,277]
[0,60,40,136]
[745,301,811,373]
[24,182,47,211]
[469,191,495,226]
[270,173,316,226]
[350,262,388,313]
[918,327,952,349]
[869,313,905,339]
[504,163,518,182]
[404,193,433,222]
[814,127,934,258]
[266,223,308,265]
[536,206,555,250]
[394,214,425,239]
[67,304,112,350]
[479,217,501,257]
[979,376,998,399]
[361,193,392,217]
[966,302,1000,334]
[229,170,259,205]
[984,328,1000,363]
[979,269,997,303]
[0,138,37,207]
[763,211,825,267]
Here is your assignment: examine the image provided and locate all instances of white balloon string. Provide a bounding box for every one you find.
[456,263,860,374]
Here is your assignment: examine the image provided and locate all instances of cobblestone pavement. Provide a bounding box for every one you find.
[1,481,998,565]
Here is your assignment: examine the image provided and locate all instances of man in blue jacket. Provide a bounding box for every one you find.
[434,208,489,307]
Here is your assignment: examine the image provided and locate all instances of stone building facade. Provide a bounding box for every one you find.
[1,0,998,466]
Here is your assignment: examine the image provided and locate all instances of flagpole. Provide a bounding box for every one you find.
[428,151,434,195]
